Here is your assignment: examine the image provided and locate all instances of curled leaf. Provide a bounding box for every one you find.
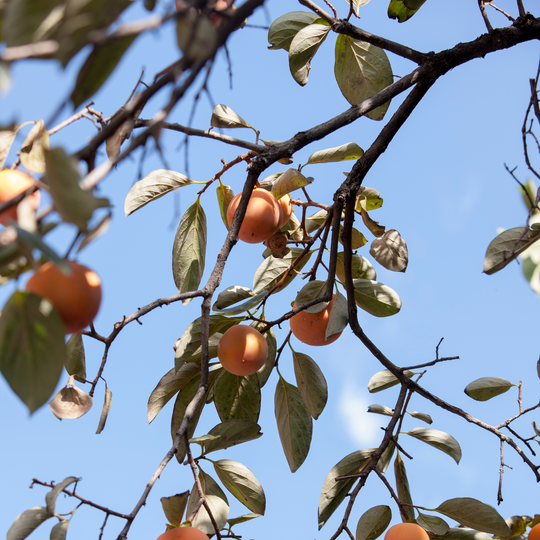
[211,104,252,129]
[20,120,50,174]
[369,230,408,272]
[49,375,93,420]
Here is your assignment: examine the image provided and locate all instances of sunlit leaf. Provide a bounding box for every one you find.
[267,11,318,51]
[50,519,69,540]
[20,120,50,174]
[361,207,385,237]
[271,168,313,199]
[214,285,254,310]
[292,351,328,419]
[408,411,433,424]
[404,427,462,464]
[49,375,93,420]
[0,291,66,413]
[347,0,372,16]
[45,476,79,515]
[336,252,377,282]
[210,104,252,129]
[226,514,262,526]
[334,35,393,120]
[357,187,383,211]
[353,279,402,317]
[367,404,393,416]
[429,528,492,540]
[161,492,189,528]
[370,229,408,272]
[305,142,364,166]
[464,377,515,401]
[325,290,348,339]
[6,506,52,540]
[367,369,413,393]
[125,169,194,216]
[212,290,267,316]
[355,505,392,540]
[216,183,234,229]
[388,0,428,22]
[95,383,112,434]
[275,376,312,472]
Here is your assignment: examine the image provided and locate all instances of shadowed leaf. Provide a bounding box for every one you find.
[267,11,318,51]
[161,492,189,528]
[292,351,328,419]
[356,505,392,540]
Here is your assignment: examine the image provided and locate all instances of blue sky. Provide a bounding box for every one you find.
[1,1,539,540]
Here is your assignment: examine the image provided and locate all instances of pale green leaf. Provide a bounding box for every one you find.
[353,279,402,317]
[20,120,49,175]
[367,404,393,416]
[216,183,234,229]
[45,476,79,515]
[394,452,415,520]
[271,168,313,199]
[355,505,392,540]
[292,351,328,419]
[388,0,428,22]
[65,333,86,382]
[210,104,252,129]
[161,492,189,528]
[464,377,514,401]
[367,369,413,393]
[306,142,364,166]
[267,11,318,51]
[6,506,52,540]
[95,383,112,434]
[404,427,462,464]
[417,512,450,536]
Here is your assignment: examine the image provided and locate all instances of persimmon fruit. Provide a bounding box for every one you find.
[156,526,209,540]
[384,523,430,540]
[0,169,40,226]
[278,193,293,227]
[289,295,342,346]
[25,261,102,334]
[218,325,268,376]
[529,523,540,540]
[226,188,283,244]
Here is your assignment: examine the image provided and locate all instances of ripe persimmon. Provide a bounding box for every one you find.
[157,526,209,540]
[0,169,40,226]
[289,295,342,346]
[218,325,268,376]
[25,261,102,334]
[529,523,540,540]
[226,188,283,244]
[384,523,430,540]
[278,193,293,227]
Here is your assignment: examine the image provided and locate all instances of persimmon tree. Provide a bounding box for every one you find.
[0,0,539,540]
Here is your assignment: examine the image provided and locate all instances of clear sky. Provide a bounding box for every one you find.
[1,1,539,540]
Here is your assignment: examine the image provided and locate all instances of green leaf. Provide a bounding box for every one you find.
[369,230,408,272]
[394,452,415,520]
[161,492,189,528]
[407,411,433,424]
[252,322,276,388]
[367,404,394,417]
[274,376,312,473]
[464,377,515,402]
[267,11,318,51]
[367,369,413,393]
[65,333,86,383]
[45,476,79,515]
[377,441,395,473]
[186,470,229,535]
[226,514,262,526]
[214,371,261,423]
[44,147,109,231]
[334,35,393,120]
[172,199,206,299]
[50,520,69,540]
[271,168,313,199]
[176,11,218,62]
[124,169,194,216]
[6,506,52,540]
[253,247,312,294]
[353,279,402,317]
[355,505,392,540]
[292,351,328,419]
[294,279,328,313]
[216,183,234,229]
[434,498,511,536]
[202,420,263,454]
[346,0,372,16]
[325,290,348,339]
[305,142,364,166]
[20,120,50,175]
[95,383,112,434]
[318,448,375,529]
[210,104,252,129]
[483,227,540,275]
[404,427,462,464]
[357,187,384,211]
[148,363,201,424]
[336,252,377,282]
[289,22,331,86]
[388,0,428,22]
[214,285,254,310]
[417,512,450,536]
[0,291,66,413]
[212,290,267,316]
[213,459,266,515]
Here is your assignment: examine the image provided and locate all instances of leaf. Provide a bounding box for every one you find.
[0,125,22,169]
[214,285,254,310]
[429,529,493,540]
[367,404,394,417]
[95,383,112,434]
[210,104,252,129]
[434,498,511,536]
[45,476,79,515]
[355,505,392,540]
[292,351,328,419]
[394,452,415,520]
[294,280,328,314]
[77,212,112,252]
[20,120,50,174]
[0,60,10,93]
[483,227,540,275]
[212,290,267,316]
[334,35,393,120]
[49,375,93,420]
[404,427,462,464]
[176,11,217,62]
[71,36,136,108]
[407,411,433,424]
[65,333,86,383]
[464,377,515,402]
[214,371,261,423]
[172,199,206,298]
[377,441,395,473]
[50,520,69,540]
[353,279,402,317]
[370,230,408,272]
[306,142,364,166]
[253,247,312,294]
[216,183,234,229]
[346,0,372,16]
[360,207,385,237]
[336,252,377,282]
[289,22,331,86]
[357,187,384,211]
[388,0,428,22]
[0,291,66,413]
[124,169,194,216]
[318,448,375,529]
[161,492,189,528]
[213,459,266,515]
[6,506,52,540]
[14,227,70,272]
[226,514,262,526]
[271,168,313,199]
[325,290,349,339]
[274,376,312,473]
[367,369,413,393]
[417,512,450,536]
[202,420,263,454]
[44,147,109,230]
[267,11,319,51]
[186,470,229,535]
[148,363,201,424]
[252,322,276,388]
